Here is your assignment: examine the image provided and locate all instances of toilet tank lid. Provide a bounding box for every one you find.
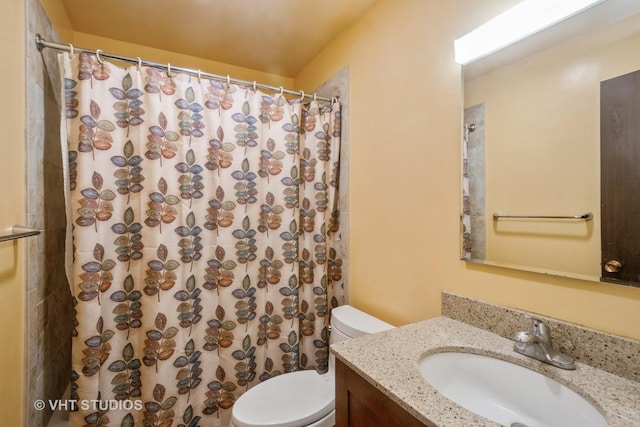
[331,305,394,338]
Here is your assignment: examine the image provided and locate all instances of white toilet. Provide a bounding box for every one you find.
[230,305,394,427]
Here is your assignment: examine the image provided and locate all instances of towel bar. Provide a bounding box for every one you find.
[0,226,41,243]
[492,213,593,221]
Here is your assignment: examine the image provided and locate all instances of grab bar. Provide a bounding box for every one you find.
[0,226,41,243]
[493,213,593,221]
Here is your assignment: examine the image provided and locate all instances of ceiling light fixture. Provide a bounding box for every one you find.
[454,0,604,65]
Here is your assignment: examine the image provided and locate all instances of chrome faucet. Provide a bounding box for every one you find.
[513,318,575,370]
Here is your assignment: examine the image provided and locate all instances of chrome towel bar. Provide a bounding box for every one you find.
[493,213,593,221]
[0,226,41,243]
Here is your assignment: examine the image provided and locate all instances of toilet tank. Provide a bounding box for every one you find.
[330,305,394,345]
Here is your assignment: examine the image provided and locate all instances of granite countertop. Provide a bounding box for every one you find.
[330,316,640,426]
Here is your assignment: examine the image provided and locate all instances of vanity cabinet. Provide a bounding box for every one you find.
[335,359,428,427]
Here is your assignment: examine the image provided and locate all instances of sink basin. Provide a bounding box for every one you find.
[419,352,607,427]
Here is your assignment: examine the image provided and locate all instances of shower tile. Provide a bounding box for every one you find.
[29,34,62,105]
[27,288,41,371]
[27,78,45,157]
[26,165,44,221]
[45,288,73,353]
[42,335,72,402]
[43,94,63,167]
[26,1,71,425]
[28,365,45,427]
[28,0,54,41]
[464,104,486,261]
[26,216,43,292]
[43,161,66,229]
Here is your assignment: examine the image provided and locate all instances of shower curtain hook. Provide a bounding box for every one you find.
[167,63,171,76]
[279,86,284,96]
[136,57,142,71]
[298,90,305,102]
[95,49,104,65]
[253,81,257,91]
[68,43,75,59]
[226,75,231,87]
[197,69,202,83]
[313,93,317,102]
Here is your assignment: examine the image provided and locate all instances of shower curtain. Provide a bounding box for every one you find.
[61,52,343,427]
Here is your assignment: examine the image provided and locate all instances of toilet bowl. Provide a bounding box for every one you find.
[230,305,394,427]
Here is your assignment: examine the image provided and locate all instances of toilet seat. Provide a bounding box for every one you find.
[231,370,334,427]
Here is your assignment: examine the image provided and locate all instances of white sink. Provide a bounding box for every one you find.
[419,352,607,427]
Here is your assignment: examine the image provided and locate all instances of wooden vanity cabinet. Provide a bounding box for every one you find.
[335,359,428,427]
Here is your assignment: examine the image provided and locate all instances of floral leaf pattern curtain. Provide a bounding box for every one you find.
[61,53,343,427]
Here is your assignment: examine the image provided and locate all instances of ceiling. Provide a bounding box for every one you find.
[60,0,378,77]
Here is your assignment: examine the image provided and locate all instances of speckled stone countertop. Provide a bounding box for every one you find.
[330,316,640,426]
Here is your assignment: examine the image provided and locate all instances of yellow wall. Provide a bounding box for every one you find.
[295,0,640,339]
[464,13,640,280]
[39,0,72,42]
[0,0,26,424]
[72,32,294,88]
[40,1,293,87]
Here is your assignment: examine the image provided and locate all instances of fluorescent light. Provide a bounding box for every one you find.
[454,0,604,65]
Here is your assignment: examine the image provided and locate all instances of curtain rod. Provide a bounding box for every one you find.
[35,34,337,104]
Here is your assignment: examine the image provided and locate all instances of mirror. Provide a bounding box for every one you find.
[461,2,640,284]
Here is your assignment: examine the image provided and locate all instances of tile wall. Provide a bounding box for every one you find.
[464,103,486,261]
[25,0,72,425]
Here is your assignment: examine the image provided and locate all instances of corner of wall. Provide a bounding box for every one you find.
[25,0,73,425]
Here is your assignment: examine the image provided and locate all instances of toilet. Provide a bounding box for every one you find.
[230,305,394,427]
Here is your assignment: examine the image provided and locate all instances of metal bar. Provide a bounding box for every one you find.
[35,34,338,104]
[493,212,593,221]
[0,226,41,243]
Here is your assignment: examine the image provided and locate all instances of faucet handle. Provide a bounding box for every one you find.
[515,316,550,342]
[514,330,535,343]
[529,318,551,343]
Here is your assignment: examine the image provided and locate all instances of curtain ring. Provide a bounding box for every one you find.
[136,57,142,71]
[95,49,104,64]
[167,63,171,76]
[253,81,257,91]
[68,43,75,59]
[298,90,305,102]
[226,75,231,87]
[279,86,284,96]
[332,97,338,105]
[197,69,202,83]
